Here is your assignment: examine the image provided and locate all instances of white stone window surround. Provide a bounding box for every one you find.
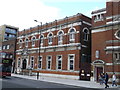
[6,44,10,49]
[114,53,120,61]
[57,30,64,45]
[68,54,75,71]
[38,56,42,69]
[39,34,44,46]
[25,37,29,47]
[83,27,89,41]
[68,27,76,42]
[2,45,6,50]
[56,55,62,70]
[46,55,52,70]
[30,56,34,69]
[19,39,23,48]
[31,36,36,47]
[47,32,53,45]
[114,30,120,40]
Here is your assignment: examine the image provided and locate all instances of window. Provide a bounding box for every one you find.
[94,15,97,21]
[6,28,17,34]
[31,56,34,69]
[69,28,75,42]
[114,53,120,61]
[6,54,9,58]
[83,28,89,41]
[98,14,100,19]
[38,56,42,69]
[19,39,23,48]
[10,54,13,58]
[6,45,10,49]
[31,36,36,47]
[2,45,6,50]
[115,30,120,39]
[2,54,6,58]
[39,35,44,46]
[118,31,120,38]
[58,31,64,45]
[68,55,74,70]
[9,34,15,38]
[18,58,21,68]
[57,55,62,70]
[25,38,29,47]
[95,50,100,58]
[4,33,8,40]
[48,33,53,45]
[1,53,6,58]
[47,56,52,70]
[94,14,104,22]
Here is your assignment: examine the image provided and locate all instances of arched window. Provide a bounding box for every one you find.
[83,28,89,41]
[115,30,120,39]
[39,34,44,46]
[48,33,53,45]
[69,28,76,42]
[31,36,36,47]
[25,38,29,47]
[58,30,64,45]
[19,39,23,48]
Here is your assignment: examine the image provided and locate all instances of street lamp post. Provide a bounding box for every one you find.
[34,20,42,80]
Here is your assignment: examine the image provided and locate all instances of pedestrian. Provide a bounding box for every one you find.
[37,72,39,80]
[104,73,109,88]
[99,73,104,85]
[112,73,117,87]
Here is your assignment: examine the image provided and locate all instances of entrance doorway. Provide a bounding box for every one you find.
[22,59,27,69]
[96,67,103,81]
[92,60,105,82]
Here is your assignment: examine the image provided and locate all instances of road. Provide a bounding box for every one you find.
[1,76,102,90]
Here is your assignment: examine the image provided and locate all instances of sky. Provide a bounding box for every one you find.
[0,0,106,31]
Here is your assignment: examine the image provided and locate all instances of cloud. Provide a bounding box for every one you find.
[0,0,61,31]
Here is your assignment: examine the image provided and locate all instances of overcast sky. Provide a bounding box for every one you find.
[0,0,106,31]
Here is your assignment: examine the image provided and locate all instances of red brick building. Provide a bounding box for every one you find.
[91,1,120,84]
[15,13,91,80]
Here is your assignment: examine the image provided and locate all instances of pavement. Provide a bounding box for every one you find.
[11,73,120,89]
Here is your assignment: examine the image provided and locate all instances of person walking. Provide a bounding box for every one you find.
[99,73,105,85]
[104,73,109,88]
[112,73,117,87]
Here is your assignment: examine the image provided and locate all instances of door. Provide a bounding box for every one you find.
[96,67,103,81]
[22,59,27,69]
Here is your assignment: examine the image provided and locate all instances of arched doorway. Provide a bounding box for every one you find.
[22,59,27,69]
[92,60,105,82]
